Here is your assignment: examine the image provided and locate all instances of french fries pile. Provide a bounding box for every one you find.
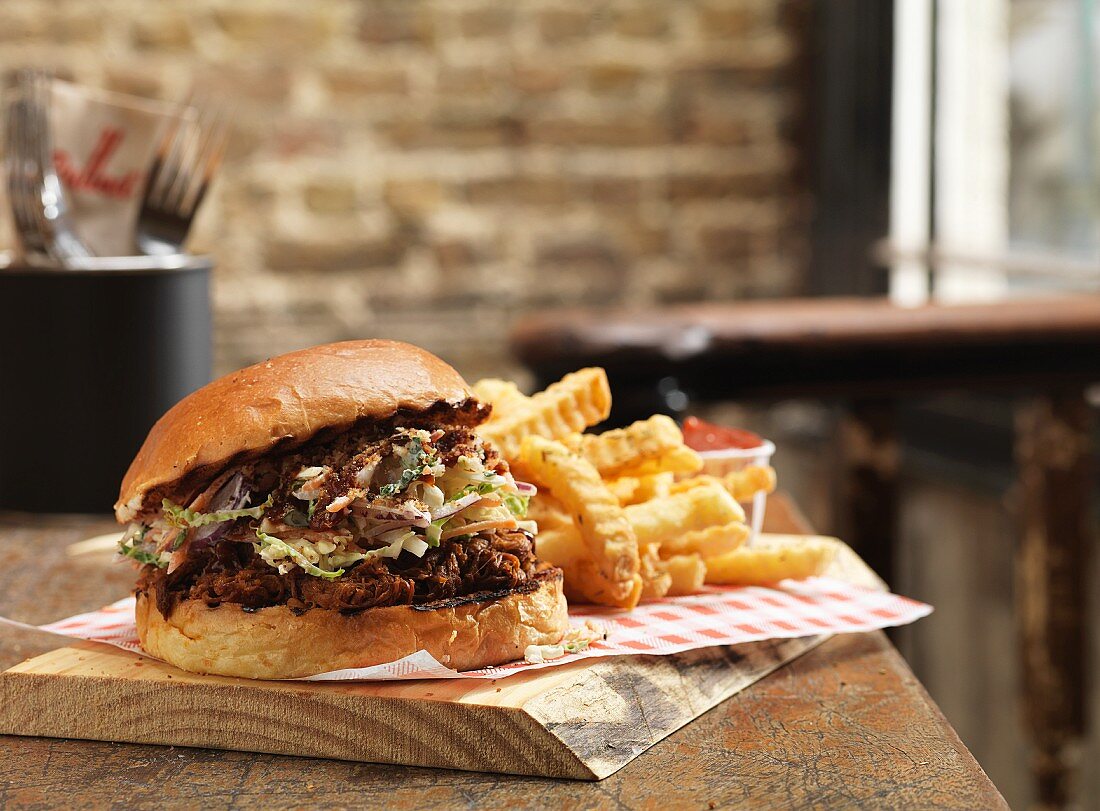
[474,369,835,610]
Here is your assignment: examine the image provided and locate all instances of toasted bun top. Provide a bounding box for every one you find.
[116,340,477,522]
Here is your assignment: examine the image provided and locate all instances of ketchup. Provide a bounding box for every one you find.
[682,416,763,451]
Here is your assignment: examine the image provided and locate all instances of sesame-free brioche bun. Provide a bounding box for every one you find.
[135,572,568,679]
[116,340,483,523]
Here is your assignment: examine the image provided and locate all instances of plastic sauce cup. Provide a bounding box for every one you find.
[695,439,776,544]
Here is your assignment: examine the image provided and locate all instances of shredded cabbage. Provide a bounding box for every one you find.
[407,481,445,510]
[253,525,435,579]
[163,495,272,529]
[502,492,530,518]
[425,515,450,546]
[120,544,170,567]
[523,639,591,664]
[254,529,345,579]
[404,536,429,557]
[369,528,427,559]
[118,524,170,567]
[456,481,497,498]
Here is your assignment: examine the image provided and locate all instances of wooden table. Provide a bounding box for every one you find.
[0,496,1004,809]
[512,295,1099,808]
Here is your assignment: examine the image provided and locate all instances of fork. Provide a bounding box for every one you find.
[5,70,93,265]
[134,103,227,257]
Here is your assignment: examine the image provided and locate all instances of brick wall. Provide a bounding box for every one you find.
[1,0,811,382]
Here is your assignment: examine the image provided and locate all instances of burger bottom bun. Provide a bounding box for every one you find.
[135,572,568,679]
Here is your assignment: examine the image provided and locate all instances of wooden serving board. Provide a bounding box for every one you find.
[0,535,880,780]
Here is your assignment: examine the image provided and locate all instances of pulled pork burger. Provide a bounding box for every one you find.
[115,339,567,679]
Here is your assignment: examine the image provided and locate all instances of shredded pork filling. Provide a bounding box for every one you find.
[121,422,547,616]
[139,528,545,616]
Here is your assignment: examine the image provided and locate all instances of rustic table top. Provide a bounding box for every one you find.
[0,496,1005,809]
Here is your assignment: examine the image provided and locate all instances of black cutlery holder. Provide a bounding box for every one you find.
[0,258,212,513]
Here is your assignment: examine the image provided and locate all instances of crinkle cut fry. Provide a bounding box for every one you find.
[705,539,835,585]
[672,467,778,502]
[519,435,640,608]
[562,414,686,478]
[623,481,744,548]
[471,379,532,421]
[639,542,671,601]
[660,520,749,558]
[658,553,707,596]
[479,368,611,460]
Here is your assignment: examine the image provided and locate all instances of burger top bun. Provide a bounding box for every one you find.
[116,340,480,522]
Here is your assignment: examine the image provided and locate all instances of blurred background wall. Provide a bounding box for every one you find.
[0,0,812,382]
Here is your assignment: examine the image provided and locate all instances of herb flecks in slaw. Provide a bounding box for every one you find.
[117,427,538,581]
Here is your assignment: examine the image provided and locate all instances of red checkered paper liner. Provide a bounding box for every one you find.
[0,577,930,681]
